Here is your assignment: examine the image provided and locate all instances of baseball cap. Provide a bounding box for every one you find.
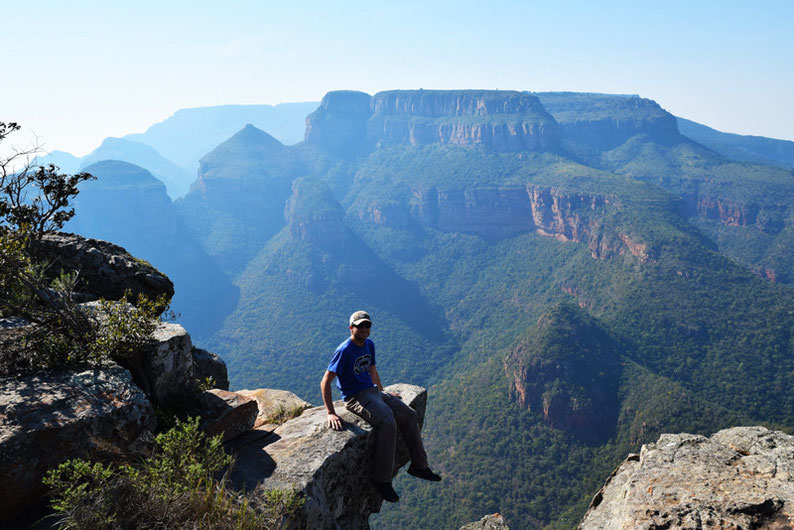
[349,310,372,327]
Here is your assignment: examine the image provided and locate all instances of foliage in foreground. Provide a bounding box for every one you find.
[43,417,304,529]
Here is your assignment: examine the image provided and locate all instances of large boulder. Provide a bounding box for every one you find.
[192,347,229,390]
[0,366,155,521]
[35,232,174,305]
[130,322,197,405]
[197,389,259,442]
[579,426,794,529]
[228,383,427,529]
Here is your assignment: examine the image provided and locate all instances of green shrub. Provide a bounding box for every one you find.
[43,418,304,529]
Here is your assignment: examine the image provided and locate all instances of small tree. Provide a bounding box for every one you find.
[0,121,95,244]
[0,122,101,374]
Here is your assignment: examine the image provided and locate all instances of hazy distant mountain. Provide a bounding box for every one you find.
[124,102,319,172]
[78,137,195,198]
[67,160,238,338]
[676,116,794,170]
[34,149,81,174]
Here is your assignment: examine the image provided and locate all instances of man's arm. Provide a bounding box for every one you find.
[370,365,400,397]
[321,370,343,430]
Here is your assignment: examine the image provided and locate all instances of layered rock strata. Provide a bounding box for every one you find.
[579,426,794,529]
[368,90,560,152]
[227,383,427,530]
[403,184,648,261]
[305,90,561,155]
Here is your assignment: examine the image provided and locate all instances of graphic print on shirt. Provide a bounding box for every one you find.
[354,354,372,375]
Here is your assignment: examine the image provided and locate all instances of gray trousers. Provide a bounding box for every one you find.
[345,387,429,483]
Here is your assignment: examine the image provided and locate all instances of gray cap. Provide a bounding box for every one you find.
[349,310,372,327]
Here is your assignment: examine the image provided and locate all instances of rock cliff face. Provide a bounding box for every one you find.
[305,90,561,156]
[406,184,649,261]
[284,177,347,249]
[682,193,786,234]
[368,90,561,153]
[304,91,373,157]
[505,304,621,442]
[579,426,794,529]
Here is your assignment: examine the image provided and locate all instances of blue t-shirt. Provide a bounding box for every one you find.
[327,338,376,400]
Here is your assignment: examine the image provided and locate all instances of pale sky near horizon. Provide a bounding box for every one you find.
[3,0,792,157]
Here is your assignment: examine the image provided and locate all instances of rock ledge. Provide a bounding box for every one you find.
[579,426,794,529]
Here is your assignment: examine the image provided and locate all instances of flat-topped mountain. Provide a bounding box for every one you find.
[306,90,561,156]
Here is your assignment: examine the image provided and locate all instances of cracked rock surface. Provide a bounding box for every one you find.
[579,426,794,529]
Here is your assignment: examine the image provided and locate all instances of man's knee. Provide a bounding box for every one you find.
[391,401,419,426]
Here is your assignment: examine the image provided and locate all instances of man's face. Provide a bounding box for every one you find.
[350,322,371,343]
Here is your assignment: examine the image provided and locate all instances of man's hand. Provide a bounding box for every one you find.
[327,413,343,431]
[387,392,402,399]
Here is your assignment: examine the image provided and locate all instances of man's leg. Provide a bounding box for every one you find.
[381,392,428,471]
[345,388,397,483]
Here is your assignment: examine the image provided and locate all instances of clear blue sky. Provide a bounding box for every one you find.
[3,0,792,156]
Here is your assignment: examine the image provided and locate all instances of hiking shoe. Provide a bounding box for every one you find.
[408,466,442,481]
[372,480,399,502]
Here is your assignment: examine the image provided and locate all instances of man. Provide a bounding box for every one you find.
[321,310,441,503]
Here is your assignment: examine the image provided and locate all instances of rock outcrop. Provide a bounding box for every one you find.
[35,232,174,305]
[460,514,510,529]
[407,184,649,261]
[192,347,230,390]
[134,322,197,405]
[0,366,155,521]
[579,426,794,529]
[304,91,373,157]
[505,304,621,442]
[284,177,347,249]
[227,383,427,529]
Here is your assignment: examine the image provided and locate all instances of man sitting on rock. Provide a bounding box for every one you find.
[321,310,441,502]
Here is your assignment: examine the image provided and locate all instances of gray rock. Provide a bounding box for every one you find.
[192,347,229,390]
[136,322,197,405]
[35,232,174,306]
[459,513,510,529]
[579,426,794,529]
[198,389,258,442]
[228,384,427,529]
[0,366,155,521]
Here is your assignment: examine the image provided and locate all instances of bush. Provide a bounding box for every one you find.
[43,417,304,529]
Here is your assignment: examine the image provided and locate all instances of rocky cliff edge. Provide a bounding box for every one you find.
[0,232,429,529]
[579,426,794,529]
